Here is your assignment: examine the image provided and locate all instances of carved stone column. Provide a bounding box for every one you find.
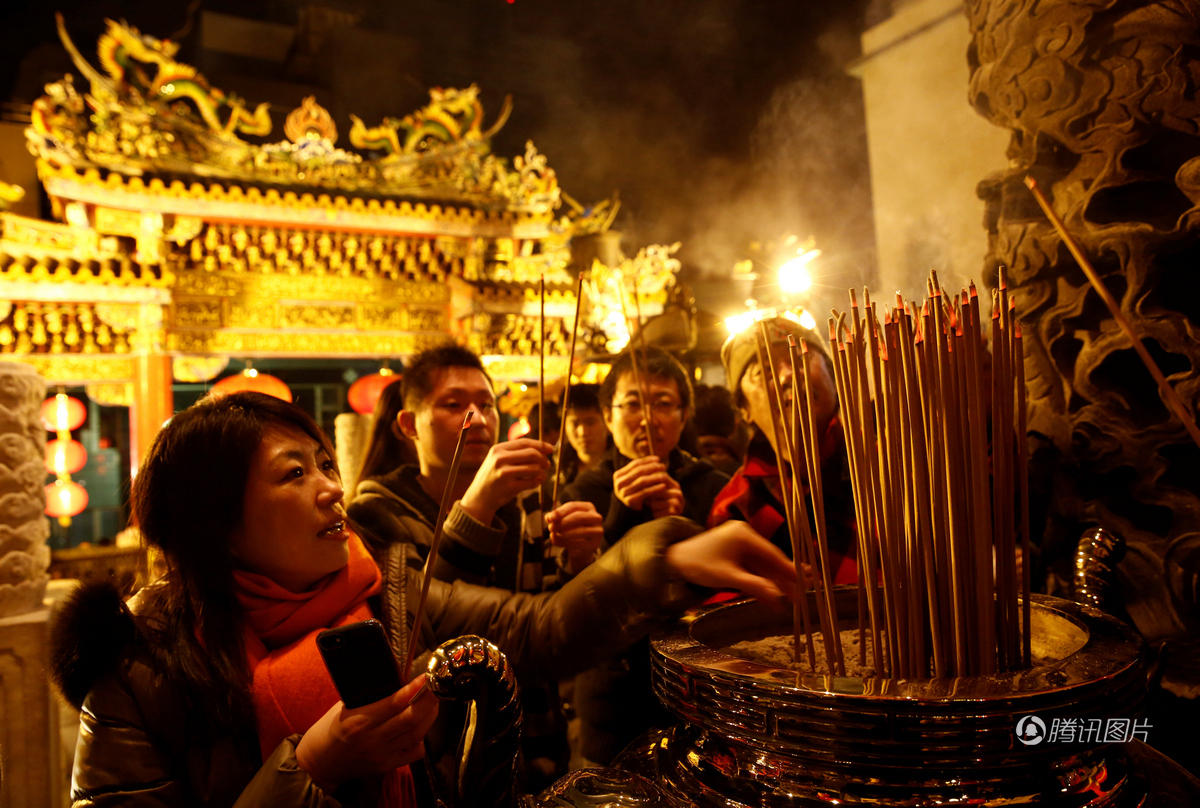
[0,360,48,616]
[0,360,65,808]
[965,2,1200,642]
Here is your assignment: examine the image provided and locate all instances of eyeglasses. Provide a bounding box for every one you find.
[613,399,683,417]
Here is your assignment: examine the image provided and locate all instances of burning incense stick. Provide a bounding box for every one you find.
[551,271,587,509]
[616,276,657,459]
[1015,321,1032,666]
[1025,176,1200,450]
[540,268,549,516]
[402,411,473,678]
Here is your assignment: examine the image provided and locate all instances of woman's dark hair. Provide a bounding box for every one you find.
[131,391,334,730]
[356,380,416,483]
[599,347,694,413]
[561,382,601,414]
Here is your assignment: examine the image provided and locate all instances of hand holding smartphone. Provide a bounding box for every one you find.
[316,619,404,709]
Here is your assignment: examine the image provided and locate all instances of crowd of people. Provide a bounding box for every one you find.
[51,316,854,807]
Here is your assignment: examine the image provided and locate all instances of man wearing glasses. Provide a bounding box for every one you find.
[564,346,730,550]
[562,346,729,766]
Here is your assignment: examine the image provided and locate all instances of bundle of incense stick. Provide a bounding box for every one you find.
[820,271,1031,678]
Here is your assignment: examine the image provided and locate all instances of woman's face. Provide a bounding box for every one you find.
[565,406,608,464]
[229,424,350,592]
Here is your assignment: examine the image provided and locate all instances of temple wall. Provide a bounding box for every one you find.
[853,0,1009,297]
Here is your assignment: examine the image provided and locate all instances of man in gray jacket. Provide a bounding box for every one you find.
[348,342,603,787]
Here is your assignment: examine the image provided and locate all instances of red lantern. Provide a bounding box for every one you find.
[40,394,87,431]
[45,438,88,475]
[348,370,402,414]
[45,479,88,518]
[507,417,531,441]
[211,368,293,402]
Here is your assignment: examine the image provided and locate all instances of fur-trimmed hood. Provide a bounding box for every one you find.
[49,581,138,710]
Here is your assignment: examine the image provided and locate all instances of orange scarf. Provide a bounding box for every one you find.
[234,534,415,805]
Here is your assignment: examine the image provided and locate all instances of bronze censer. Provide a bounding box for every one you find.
[617,589,1150,807]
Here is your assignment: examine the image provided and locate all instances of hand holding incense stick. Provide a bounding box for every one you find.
[401,410,474,678]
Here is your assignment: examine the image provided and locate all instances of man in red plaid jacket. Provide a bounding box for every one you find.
[708,315,859,585]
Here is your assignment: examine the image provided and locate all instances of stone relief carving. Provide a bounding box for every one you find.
[965,0,1200,647]
[0,361,49,617]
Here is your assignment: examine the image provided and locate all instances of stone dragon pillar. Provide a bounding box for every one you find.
[0,360,66,807]
[0,360,48,616]
[965,0,1199,669]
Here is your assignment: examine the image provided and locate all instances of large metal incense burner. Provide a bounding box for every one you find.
[628,590,1149,807]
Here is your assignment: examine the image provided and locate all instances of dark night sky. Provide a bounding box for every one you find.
[2,0,879,316]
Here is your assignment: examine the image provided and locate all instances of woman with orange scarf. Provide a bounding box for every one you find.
[51,391,795,807]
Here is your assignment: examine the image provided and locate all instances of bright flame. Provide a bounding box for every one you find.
[724,310,760,336]
[778,249,820,296]
[726,306,818,338]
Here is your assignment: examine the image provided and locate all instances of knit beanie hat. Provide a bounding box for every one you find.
[720,314,831,395]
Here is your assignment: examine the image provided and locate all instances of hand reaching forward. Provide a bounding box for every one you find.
[459,439,553,524]
[546,500,605,573]
[664,520,801,602]
[295,673,439,791]
[612,456,679,513]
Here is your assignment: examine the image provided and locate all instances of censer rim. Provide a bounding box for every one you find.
[651,591,1148,703]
